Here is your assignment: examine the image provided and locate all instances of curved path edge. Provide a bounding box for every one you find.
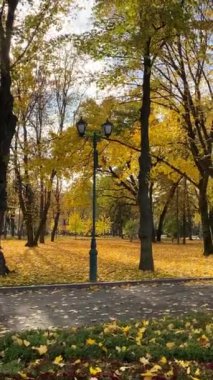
[0,276,212,293]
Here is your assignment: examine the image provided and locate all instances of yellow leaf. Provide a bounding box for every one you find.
[74,359,81,364]
[150,364,162,372]
[165,368,174,378]
[168,323,174,330]
[197,334,210,347]
[141,364,162,379]
[195,368,200,376]
[159,356,167,365]
[122,326,130,334]
[141,372,153,379]
[176,360,190,368]
[149,338,156,343]
[53,355,64,367]
[18,372,29,379]
[139,357,150,365]
[166,342,175,349]
[12,336,23,346]
[86,338,96,345]
[32,345,48,355]
[23,340,30,347]
[205,324,213,334]
[89,366,102,375]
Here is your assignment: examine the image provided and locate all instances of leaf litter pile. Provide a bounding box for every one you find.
[0,313,212,379]
[0,239,212,286]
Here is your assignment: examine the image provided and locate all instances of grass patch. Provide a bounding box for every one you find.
[0,313,212,379]
[0,238,212,286]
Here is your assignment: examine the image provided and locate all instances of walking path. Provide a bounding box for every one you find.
[0,281,212,335]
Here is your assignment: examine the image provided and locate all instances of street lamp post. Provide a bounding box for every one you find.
[76,117,113,282]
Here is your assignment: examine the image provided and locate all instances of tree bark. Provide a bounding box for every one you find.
[186,188,193,240]
[39,181,45,244]
[33,170,56,246]
[198,176,213,255]
[51,178,61,242]
[138,43,154,271]
[156,180,180,242]
[0,0,19,274]
[182,178,187,244]
[209,208,213,239]
[33,190,51,246]
[149,183,156,242]
[24,184,36,247]
[51,211,60,242]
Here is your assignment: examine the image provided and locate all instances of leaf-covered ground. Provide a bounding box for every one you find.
[0,313,212,379]
[0,238,212,286]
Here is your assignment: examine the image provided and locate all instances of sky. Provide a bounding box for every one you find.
[69,0,95,35]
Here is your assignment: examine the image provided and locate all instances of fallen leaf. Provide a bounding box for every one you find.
[32,345,48,355]
[53,355,64,367]
[86,338,96,345]
[166,342,175,349]
[89,366,102,375]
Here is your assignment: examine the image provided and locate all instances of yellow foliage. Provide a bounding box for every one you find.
[0,238,212,286]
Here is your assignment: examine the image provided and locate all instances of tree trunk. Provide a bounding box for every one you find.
[25,214,35,247]
[156,180,180,242]
[39,223,46,244]
[0,0,19,274]
[176,185,180,244]
[51,178,61,242]
[150,183,156,242]
[51,211,60,242]
[0,212,12,275]
[187,189,193,240]
[3,214,7,239]
[39,182,45,244]
[182,178,187,244]
[33,193,51,246]
[138,43,154,271]
[33,170,56,246]
[24,185,36,247]
[209,208,213,239]
[198,177,213,255]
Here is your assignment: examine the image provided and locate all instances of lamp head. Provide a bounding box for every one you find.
[76,117,87,137]
[102,119,113,138]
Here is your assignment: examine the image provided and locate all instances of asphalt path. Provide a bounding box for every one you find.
[0,282,212,335]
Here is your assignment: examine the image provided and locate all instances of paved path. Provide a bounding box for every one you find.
[0,282,212,334]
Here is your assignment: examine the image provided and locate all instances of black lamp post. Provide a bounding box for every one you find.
[76,117,113,282]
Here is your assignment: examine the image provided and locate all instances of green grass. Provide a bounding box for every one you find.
[0,313,212,379]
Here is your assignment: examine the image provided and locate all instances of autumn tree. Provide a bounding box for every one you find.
[153,0,213,254]
[77,0,192,271]
[0,0,73,272]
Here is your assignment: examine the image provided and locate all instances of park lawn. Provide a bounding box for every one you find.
[0,313,212,379]
[0,238,212,286]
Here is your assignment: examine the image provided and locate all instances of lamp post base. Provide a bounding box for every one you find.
[89,244,98,282]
